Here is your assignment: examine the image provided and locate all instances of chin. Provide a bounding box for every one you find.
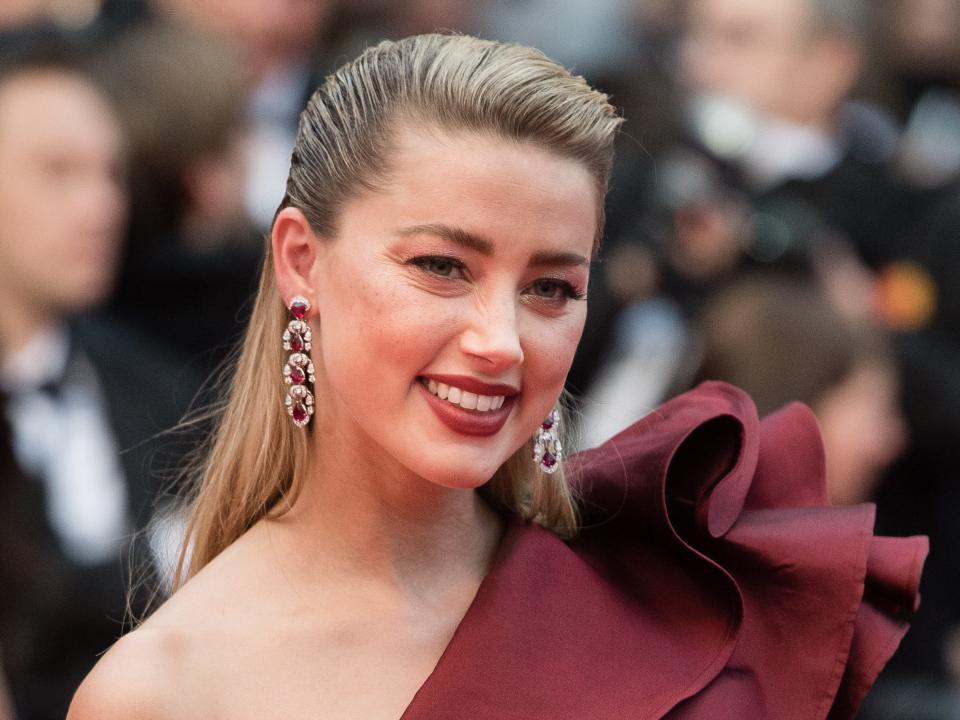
[57,278,115,313]
[408,453,510,492]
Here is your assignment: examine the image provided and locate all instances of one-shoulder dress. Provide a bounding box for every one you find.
[399,381,928,719]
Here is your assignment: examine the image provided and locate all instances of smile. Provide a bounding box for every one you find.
[417,374,519,437]
[421,378,506,412]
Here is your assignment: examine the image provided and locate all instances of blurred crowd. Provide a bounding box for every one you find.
[0,1,958,718]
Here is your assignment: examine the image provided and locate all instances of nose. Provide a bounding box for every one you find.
[458,294,524,372]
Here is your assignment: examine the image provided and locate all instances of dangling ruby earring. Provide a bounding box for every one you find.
[283,295,315,428]
[533,408,562,473]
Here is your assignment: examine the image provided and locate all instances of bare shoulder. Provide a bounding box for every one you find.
[69,522,302,719]
[69,523,292,719]
[67,625,188,720]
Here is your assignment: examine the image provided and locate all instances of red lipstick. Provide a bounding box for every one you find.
[417,377,518,437]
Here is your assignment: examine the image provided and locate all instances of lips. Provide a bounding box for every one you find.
[417,374,519,437]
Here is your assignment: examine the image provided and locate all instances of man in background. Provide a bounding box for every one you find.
[674,0,901,271]
[0,37,193,719]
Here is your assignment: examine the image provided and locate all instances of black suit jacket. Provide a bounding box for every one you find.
[0,316,200,720]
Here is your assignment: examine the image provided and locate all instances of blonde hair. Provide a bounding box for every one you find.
[170,34,622,592]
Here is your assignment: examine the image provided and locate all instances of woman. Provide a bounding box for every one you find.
[69,34,926,719]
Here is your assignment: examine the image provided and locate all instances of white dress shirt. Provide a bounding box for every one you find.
[1,326,130,566]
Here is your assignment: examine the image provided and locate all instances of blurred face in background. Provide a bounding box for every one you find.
[0,70,126,321]
[816,362,908,506]
[884,0,960,77]
[681,0,861,126]
[0,0,47,28]
[387,0,482,36]
[156,0,335,77]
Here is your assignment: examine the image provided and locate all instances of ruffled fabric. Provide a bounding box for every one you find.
[400,381,927,720]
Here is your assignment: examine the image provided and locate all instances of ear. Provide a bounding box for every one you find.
[272,207,322,313]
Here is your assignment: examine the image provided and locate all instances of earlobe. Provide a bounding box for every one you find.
[272,207,321,311]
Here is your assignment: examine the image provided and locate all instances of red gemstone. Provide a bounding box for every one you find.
[290,367,305,384]
[292,403,308,423]
[290,333,304,352]
[541,418,554,430]
[542,452,556,468]
[290,300,308,319]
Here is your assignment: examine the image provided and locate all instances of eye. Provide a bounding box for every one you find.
[409,255,466,280]
[525,278,586,302]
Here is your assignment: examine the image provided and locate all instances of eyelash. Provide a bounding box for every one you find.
[409,255,464,279]
[407,255,586,302]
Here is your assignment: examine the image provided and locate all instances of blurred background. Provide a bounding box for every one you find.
[0,1,958,718]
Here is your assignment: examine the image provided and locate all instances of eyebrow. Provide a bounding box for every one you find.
[396,223,590,268]
[528,250,590,268]
[398,223,493,255]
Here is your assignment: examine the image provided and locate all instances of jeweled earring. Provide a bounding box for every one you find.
[533,408,562,473]
[283,296,315,428]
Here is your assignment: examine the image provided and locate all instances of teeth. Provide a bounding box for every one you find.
[422,379,507,413]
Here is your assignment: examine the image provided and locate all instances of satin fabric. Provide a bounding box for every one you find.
[400,381,927,719]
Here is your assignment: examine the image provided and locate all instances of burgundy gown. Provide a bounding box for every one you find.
[400,381,928,719]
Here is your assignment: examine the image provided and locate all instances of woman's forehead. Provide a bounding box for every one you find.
[343,125,600,254]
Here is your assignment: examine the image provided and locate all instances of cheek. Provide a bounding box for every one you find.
[521,308,586,390]
[0,216,56,285]
[0,180,41,249]
[316,267,452,395]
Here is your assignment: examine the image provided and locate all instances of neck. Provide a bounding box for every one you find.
[0,288,58,363]
[269,423,506,600]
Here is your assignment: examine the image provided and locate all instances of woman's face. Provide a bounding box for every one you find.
[285,126,597,488]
